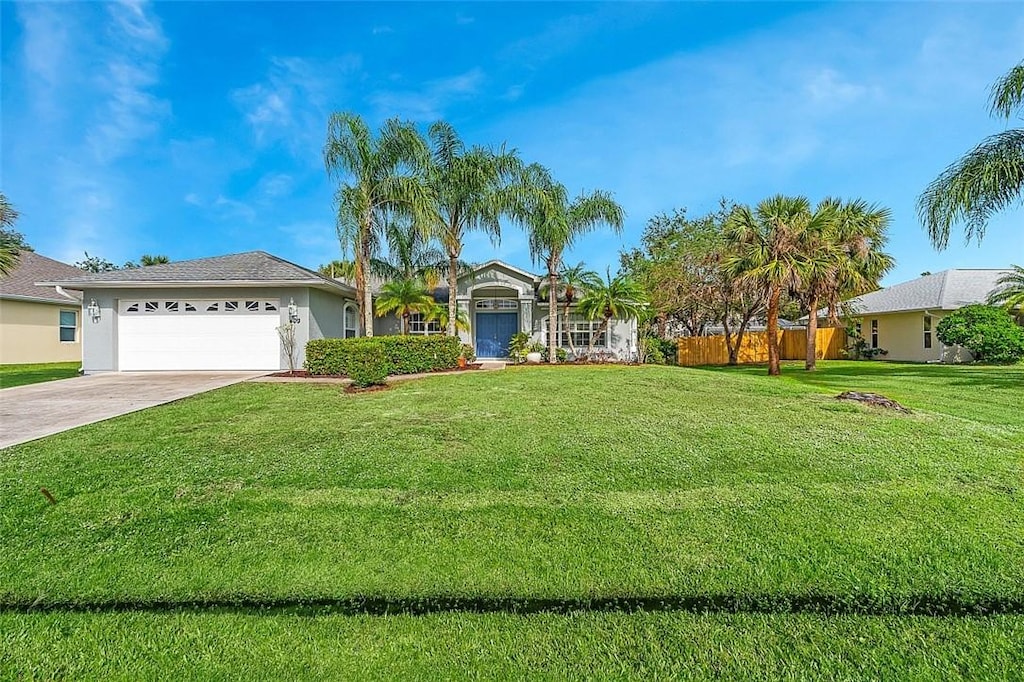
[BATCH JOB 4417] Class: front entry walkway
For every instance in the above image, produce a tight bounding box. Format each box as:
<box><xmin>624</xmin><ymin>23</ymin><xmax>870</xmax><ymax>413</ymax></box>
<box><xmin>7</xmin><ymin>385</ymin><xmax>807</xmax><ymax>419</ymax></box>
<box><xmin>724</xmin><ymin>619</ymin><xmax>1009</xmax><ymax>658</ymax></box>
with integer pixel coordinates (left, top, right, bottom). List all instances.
<box><xmin>0</xmin><ymin>372</ymin><xmax>266</xmax><ymax>449</ymax></box>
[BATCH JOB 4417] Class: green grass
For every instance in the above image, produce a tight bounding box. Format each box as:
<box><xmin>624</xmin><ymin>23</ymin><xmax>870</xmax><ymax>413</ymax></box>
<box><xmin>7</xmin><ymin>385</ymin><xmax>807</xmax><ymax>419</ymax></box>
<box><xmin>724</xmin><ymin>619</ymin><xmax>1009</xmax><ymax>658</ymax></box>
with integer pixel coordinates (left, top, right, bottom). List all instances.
<box><xmin>0</xmin><ymin>361</ymin><xmax>80</xmax><ymax>389</ymax></box>
<box><xmin>1</xmin><ymin>361</ymin><xmax>1022</xmax><ymax>677</ymax></box>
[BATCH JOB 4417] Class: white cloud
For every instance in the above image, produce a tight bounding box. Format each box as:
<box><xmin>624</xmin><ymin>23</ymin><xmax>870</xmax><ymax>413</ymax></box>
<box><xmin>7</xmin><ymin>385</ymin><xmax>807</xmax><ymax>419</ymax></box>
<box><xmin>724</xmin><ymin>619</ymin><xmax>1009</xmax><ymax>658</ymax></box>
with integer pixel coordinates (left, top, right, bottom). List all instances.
<box><xmin>184</xmin><ymin>193</ymin><xmax>202</xmax><ymax>206</ymax></box>
<box><xmin>370</xmin><ymin>68</ymin><xmax>484</xmax><ymax>120</ymax></box>
<box><xmin>86</xmin><ymin>1</ymin><xmax>170</xmax><ymax>161</ymax></box>
<box><xmin>371</xmin><ymin>25</ymin><xmax>394</xmax><ymax>35</ymax></box>
<box><xmin>231</xmin><ymin>55</ymin><xmax>361</xmax><ymax>151</ymax></box>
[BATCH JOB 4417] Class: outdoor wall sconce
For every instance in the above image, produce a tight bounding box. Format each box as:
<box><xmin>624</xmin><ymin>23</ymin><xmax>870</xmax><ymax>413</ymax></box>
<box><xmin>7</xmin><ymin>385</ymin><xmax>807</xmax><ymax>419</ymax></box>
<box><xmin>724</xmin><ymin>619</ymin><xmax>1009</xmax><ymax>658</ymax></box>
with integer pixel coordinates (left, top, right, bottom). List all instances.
<box><xmin>288</xmin><ymin>298</ymin><xmax>300</xmax><ymax>324</ymax></box>
<box><xmin>87</xmin><ymin>299</ymin><xmax>101</xmax><ymax>322</ymax></box>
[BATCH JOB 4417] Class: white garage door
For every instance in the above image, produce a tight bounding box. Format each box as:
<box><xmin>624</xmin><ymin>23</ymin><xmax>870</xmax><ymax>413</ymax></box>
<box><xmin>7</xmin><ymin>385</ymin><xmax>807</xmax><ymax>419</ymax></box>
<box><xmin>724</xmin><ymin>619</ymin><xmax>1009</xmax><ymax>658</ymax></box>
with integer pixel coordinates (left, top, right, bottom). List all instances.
<box><xmin>118</xmin><ymin>299</ymin><xmax>281</xmax><ymax>371</ymax></box>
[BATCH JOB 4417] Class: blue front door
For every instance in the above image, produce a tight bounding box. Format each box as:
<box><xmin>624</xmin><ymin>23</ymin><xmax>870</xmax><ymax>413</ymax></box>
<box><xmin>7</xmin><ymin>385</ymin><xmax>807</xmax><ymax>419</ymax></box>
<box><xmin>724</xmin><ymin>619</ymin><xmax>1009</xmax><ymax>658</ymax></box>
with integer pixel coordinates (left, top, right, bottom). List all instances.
<box><xmin>475</xmin><ymin>313</ymin><xmax>518</xmax><ymax>358</ymax></box>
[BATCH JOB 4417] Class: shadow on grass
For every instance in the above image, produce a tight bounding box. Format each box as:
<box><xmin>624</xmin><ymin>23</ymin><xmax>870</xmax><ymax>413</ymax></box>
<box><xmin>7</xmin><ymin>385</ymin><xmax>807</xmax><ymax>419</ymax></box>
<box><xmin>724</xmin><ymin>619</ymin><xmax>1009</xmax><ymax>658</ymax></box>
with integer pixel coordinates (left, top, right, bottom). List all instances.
<box><xmin>692</xmin><ymin>361</ymin><xmax>1024</xmax><ymax>392</ymax></box>
<box><xmin>5</xmin><ymin>594</ymin><xmax>1023</xmax><ymax>617</ymax></box>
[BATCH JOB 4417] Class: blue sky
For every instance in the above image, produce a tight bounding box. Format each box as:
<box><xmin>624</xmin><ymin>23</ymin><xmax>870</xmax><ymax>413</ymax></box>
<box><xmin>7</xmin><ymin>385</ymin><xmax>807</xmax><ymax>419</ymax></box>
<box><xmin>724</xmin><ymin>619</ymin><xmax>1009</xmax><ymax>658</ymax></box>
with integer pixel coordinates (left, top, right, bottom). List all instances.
<box><xmin>2</xmin><ymin>1</ymin><xmax>1021</xmax><ymax>284</ymax></box>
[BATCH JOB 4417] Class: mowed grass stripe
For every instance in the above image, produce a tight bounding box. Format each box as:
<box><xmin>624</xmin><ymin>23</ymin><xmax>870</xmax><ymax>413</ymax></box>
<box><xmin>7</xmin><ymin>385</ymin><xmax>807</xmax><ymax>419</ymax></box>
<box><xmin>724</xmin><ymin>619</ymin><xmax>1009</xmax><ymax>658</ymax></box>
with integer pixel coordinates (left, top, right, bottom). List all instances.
<box><xmin>2</xmin><ymin>612</ymin><xmax>1023</xmax><ymax>680</ymax></box>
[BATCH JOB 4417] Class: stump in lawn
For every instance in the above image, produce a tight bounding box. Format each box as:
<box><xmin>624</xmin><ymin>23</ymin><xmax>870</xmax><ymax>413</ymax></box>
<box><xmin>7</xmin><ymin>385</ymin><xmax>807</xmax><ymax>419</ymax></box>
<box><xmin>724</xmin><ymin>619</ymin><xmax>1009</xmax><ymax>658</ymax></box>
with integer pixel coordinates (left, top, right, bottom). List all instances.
<box><xmin>836</xmin><ymin>391</ymin><xmax>911</xmax><ymax>413</ymax></box>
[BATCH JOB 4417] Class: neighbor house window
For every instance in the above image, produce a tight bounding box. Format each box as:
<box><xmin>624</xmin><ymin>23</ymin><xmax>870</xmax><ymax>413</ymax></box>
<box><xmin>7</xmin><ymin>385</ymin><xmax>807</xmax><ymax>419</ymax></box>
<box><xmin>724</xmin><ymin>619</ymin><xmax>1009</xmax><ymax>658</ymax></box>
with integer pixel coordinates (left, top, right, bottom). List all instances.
<box><xmin>548</xmin><ymin>314</ymin><xmax>606</xmax><ymax>348</ymax></box>
<box><xmin>59</xmin><ymin>310</ymin><xmax>77</xmax><ymax>342</ymax></box>
<box><xmin>343</xmin><ymin>304</ymin><xmax>358</xmax><ymax>338</ymax></box>
<box><xmin>870</xmin><ymin>319</ymin><xmax>878</xmax><ymax>348</ymax></box>
<box><xmin>408</xmin><ymin>312</ymin><xmax>441</xmax><ymax>335</ymax></box>
<box><xmin>924</xmin><ymin>315</ymin><xmax>932</xmax><ymax>349</ymax></box>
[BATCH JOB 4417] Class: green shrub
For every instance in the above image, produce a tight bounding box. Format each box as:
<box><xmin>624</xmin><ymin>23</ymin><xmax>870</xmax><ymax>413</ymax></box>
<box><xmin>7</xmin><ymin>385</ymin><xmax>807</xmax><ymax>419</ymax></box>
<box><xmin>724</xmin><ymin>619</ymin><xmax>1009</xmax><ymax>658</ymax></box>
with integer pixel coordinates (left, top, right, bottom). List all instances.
<box><xmin>459</xmin><ymin>343</ymin><xmax>476</xmax><ymax>363</ymax></box>
<box><xmin>936</xmin><ymin>305</ymin><xmax>1024</xmax><ymax>364</ymax></box>
<box><xmin>343</xmin><ymin>344</ymin><xmax>391</xmax><ymax>387</ymax></box>
<box><xmin>645</xmin><ymin>343</ymin><xmax>666</xmax><ymax>365</ymax></box>
<box><xmin>555</xmin><ymin>347</ymin><xmax>568</xmax><ymax>363</ymax></box>
<box><xmin>305</xmin><ymin>335</ymin><xmax>461</xmax><ymax>380</ymax></box>
<box><xmin>656</xmin><ymin>338</ymin><xmax>678</xmax><ymax>365</ymax></box>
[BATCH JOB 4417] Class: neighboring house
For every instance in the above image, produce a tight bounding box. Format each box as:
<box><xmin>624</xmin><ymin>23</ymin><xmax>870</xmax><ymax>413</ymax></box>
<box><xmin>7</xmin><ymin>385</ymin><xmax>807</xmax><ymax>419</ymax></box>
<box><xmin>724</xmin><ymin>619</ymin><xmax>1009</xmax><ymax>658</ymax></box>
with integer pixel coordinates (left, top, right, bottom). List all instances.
<box><xmin>372</xmin><ymin>260</ymin><xmax>638</xmax><ymax>360</ymax></box>
<box><xmin>842</xmin><ymin>269</ymin><xmax>1011</xmax><ymax>363</ymax></box>
<box><xmin>41</xmin><ymin>251</ymin><xmax>358</xmax><ymax>372</ymax></box>
<box><xmin>0</xmin><ymin>252</ymin><xmax>84</xmax><ymax>365</ymax></box>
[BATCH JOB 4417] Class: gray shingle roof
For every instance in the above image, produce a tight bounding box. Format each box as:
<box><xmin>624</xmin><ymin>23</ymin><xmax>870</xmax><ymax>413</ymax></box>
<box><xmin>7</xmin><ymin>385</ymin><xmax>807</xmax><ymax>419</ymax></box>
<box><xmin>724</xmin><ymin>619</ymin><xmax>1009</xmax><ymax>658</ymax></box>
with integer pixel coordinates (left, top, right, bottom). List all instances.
<box><xmin>846</xmin><ymin>269</ymin><xmax>1011</xmax><ymax>315</ymax></box>
<box><xmin>0</xmin><ymin>251</ymin><xmax>84</xmax><ymax>304</ymax></box>
<box><xmin>39</xmin><ymin>251</ymin><xmax>354</xmax><ymax>294</ymax></box>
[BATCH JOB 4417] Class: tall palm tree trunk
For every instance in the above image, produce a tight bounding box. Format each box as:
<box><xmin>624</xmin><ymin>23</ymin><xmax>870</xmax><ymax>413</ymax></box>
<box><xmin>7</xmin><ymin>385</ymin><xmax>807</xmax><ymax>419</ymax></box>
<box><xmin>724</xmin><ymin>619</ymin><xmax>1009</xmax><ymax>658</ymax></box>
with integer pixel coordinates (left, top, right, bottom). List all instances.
<box><xmin>548</xmin><ymin>270</ymin><xmax>559</xmax><ymax>363</ymax></box>
<box><xmin>767</xmin><ymin>285</ymin><xmax>781</xmax><ymax>376</ymax></box>
<box><xmin>447</xmin><ymin>251</ymin><xmax>459</xmax><ymax>338</ymax></box>
<box><xmin>805</xmin><ymin>294</ymin><xmax>819</xmax><ymax>371</ymax></box>
<box><xmin>360</xmin><ymin>240</ymin><xmax>374</xmax><ymax>337</ymax></box>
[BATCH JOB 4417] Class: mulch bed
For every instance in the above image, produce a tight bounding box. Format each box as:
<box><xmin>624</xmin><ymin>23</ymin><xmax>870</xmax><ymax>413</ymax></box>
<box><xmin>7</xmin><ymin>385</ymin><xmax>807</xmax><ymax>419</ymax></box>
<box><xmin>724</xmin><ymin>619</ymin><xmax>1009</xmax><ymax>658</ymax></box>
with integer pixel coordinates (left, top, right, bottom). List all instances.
<box><xmin>836</xmin><ymin>391</ymin><xmax>911</xmax><ymax>413</ymax></box>
<box><xmin>269</xmin><ymin>364</ymin><xmax>483</xmax><ymax>380</ymax></box>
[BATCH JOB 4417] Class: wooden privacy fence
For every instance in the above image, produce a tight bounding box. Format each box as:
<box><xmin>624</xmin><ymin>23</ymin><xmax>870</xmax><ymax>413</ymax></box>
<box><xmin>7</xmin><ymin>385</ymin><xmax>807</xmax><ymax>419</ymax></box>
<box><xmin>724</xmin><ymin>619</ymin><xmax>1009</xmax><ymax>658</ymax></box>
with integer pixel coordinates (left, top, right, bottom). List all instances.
<box><xmin>676</xmin><ymin>328</ymin><xmax>847</xmax><ymax>366</ymax></box>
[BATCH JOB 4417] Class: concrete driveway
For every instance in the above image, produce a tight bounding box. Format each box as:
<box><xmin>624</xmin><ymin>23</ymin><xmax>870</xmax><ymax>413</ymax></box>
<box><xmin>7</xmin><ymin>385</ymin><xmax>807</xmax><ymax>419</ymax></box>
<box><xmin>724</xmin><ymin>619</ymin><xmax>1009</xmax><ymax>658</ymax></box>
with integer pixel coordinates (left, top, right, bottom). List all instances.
<box><xmin>0</xmin><ymin>372</ymin><xmax>266</xmax><ymax>449</ymax></box>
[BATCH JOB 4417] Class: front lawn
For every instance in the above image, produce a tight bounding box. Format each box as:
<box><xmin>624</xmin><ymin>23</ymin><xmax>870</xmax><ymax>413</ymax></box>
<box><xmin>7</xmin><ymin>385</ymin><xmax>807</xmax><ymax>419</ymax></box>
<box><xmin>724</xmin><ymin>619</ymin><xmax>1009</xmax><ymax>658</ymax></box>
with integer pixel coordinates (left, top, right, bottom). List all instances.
<box><xmin>0</xmin><ymin>361</ymin><xmax>80</xmax><ymax>389</ymax></box>
<box><xmin>2</xmin><ymin>362</ymin><xmax>1022</xmax><ymax>677</ymax></box>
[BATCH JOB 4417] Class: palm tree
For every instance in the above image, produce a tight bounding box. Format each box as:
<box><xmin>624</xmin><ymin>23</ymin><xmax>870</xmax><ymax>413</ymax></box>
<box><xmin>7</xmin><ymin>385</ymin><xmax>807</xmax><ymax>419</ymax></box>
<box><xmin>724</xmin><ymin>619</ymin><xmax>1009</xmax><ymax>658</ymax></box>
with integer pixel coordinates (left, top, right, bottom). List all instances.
<box><xmin>918</xmin><ymin>61</ymin><xmax>1024</xmax><ymax>249</ymax></box>
<box><xmin>425</xmin><ymin>121</ymin><xmax>525</xmax><ymax>337</ymax></box>
<box><xmin>374</xmin><ymin>278</ymin><xmax>436</xmax><ymax>335</ymax></box>
<box><xmin>379</xmin><ymin>217</ymin><xmax>449</xmax><ymax>289</ymax></box>
<box><xmin>318</xmin><ymin>259</ymin><xmax>358</xmax><ymax>280</ymax></box>
<box><xmin>522</xmin><ymin>165</ymin><xmax>625</xmax><ymax>362</ymax></box>
<box><xmin>988</xmin><ymin>264</ymin><xmax>1024</xmax><ymax>322</ymax></box>
<box><xmin>576</xmin><ymin>269</ymin><xmax>647</xmax><ymax>356</ymax></box>
<box><xmin>803</xmin><ymin>198</ymin><xmax>894</xmax><ymax>370</ymax></box>
<box><xmin>139</xmin><ymin>254</ymin><xmax>170</xmax><ymax>266</ymax></box>
<box><xmin>324</xmin><ymin>113</ymin><xmax>434</xmax><ymax>336</ymax></box>
<box><xmin>426</xmin><ymin>301</ymin><xmax>470</xmax><ymax>333</ymax></box>
<box><xmin>539</xmin><ymin>261</ymin><xmax>600</xmax><ymax>356</ymax></box>
<box><xmin>724</xmin><ymin>195</ymin><xmax>824</xmax><ymax>376</ymax></box>
<box><xmin>0</xmin><ymin>191</ymin><xmax>22</xmax><ymax>276</ymax></box>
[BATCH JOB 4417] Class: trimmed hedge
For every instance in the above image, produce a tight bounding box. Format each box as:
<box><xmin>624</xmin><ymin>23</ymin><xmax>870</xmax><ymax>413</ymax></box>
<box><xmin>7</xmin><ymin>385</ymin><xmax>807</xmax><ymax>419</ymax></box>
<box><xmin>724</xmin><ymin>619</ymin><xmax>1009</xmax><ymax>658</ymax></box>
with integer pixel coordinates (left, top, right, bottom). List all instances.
<box><xmin>306</xmin><ymin>335</ymin><xmax>462</xmax><ymax>386</ymax></box>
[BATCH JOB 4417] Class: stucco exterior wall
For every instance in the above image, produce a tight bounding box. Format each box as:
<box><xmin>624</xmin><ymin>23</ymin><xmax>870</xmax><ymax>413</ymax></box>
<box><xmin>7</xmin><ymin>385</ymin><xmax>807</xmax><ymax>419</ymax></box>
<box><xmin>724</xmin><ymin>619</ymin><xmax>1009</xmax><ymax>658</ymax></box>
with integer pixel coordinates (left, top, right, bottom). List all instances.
<box><xmin>853</xmin><ymin>311</ymin><xmax>969</xmax><ymax>363</ymax></box>
<box><xmin>0</xmin><ymin>298</ymin><xmax>83</xmax><ymax>365</ymax></box>
<box><xmin>77</xmin><ymin>286</ymin><xmax>347</xmax><ymax>372</ymax></box>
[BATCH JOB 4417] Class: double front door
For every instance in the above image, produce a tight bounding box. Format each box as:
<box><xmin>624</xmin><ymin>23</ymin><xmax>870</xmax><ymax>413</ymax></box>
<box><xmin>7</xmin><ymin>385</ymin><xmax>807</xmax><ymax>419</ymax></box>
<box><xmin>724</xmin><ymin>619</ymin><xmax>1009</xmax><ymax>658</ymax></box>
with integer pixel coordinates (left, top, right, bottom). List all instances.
<box><xmin>475</xmin><ymin>313</ymin><xmax>518</xmax><ymax>358</ymax></box>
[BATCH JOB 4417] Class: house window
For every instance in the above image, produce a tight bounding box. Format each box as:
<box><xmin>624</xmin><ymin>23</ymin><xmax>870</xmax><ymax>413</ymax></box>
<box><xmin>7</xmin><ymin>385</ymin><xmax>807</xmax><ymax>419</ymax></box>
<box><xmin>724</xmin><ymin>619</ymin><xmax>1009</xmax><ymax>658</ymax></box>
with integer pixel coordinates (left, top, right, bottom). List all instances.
<box><xmin>870</xmin><ymin>319</ymin><xmax>879</xmax><ymax>349</ymax></box>
<box><xmin>408</xmin><ymin>312</ymin><xmax>442</xmax><ymax>335</ymax></box>
<box><xmin>924</xmin><ymin>315</ymin><xmax>932</xmax><ymax>349</ymax></box>
<box><xmin>475</xmin><ymin>299</ymin><xmax>518</xmax><ymax>310</ymax></box>
<box><xmin>343</xmin><ymin>304</ymin><xmax>359</xmax><ymax>338</ymax></box>
<box><xmin>547</xmin><ymin>314</ymin><xmax>606</xmax><ymax>348</ymax></box>
<box><xmin>59</xmin><ymin>310</ymin><xmax>77</xmax><ymax>342</ymax></box>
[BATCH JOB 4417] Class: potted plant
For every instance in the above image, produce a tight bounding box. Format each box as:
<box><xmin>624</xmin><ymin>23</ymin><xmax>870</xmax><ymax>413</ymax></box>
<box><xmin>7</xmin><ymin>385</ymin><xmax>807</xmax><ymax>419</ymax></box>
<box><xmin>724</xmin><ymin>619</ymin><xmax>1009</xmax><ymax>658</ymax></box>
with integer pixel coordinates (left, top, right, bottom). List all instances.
<box><xmin>526</xmin><ymin>341</ymin><xmax>545</xmax><ymax>364</ymax></box>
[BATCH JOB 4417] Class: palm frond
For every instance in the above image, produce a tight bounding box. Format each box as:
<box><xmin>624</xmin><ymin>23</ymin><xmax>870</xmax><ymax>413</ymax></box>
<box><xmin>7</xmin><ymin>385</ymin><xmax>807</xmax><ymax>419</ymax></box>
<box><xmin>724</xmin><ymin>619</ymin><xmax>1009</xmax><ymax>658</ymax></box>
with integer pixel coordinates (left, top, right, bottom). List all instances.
<box><xmin>917</xmin><ymin>129</ymin><xmax>1024</xmax><ymax>249</ymax></box>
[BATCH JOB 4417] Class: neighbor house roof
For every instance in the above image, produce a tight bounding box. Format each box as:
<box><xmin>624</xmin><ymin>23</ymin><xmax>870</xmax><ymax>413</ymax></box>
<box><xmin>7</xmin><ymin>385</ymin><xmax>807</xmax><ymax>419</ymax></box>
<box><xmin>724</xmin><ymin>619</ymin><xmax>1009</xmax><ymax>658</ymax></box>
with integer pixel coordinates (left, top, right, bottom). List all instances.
<box><xmin>40</xmin><ymin>251</ymin><xmax>355</xmax><ymax>296</ymax></box>
<box><xmin>1</xmin><ymin>251</ymin><xmax>84</xmax><ymax>305</ymax></box>
<box><xmin>844</xmin><ymin>269</ymin><xmax>1011</xmax><ymax>315</ymax></box>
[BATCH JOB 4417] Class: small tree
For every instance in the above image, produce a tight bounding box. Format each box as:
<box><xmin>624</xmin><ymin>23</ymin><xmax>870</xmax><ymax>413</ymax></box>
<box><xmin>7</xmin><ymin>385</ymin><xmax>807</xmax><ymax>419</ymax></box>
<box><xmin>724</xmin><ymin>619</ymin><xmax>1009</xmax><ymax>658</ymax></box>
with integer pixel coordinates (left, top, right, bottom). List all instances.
<box><xmin>374</xmin><ymin>278</ymin><xmax>436</xmax><ymax>335</ymax></box>
<box><xmin>277</xmin><ymin>323</ymin><xmax>299</xmax><ymax>373</ymax></box>
<box><xmin>936</xmin><ymin>304</ymin><xmax>1024</xmax><ymax>364</ymax></box>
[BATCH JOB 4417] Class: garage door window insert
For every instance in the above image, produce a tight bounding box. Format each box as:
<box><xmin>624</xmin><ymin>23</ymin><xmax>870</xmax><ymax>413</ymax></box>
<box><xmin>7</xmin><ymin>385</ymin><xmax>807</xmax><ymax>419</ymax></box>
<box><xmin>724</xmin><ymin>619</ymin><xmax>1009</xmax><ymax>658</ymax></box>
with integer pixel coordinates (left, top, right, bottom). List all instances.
<box><xmin>59</xmin><ymin>310</ymin><xmax>77</xmax><ymax>342</ymax></box>
<box><xmin>123</xmin><ymin>301</ymin><xmax>280</xmax><ymax>314</ymax></box>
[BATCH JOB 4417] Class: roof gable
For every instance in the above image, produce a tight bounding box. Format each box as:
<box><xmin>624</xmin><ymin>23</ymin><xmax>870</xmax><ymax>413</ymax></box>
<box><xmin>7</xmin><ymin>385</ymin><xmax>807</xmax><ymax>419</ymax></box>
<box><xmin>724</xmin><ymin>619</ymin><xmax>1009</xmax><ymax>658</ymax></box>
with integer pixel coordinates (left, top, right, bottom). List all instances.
<box><xmin>0</xmin><ymin>252</ymin><xmax>84</xmax><ymax>304</ymax></box>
